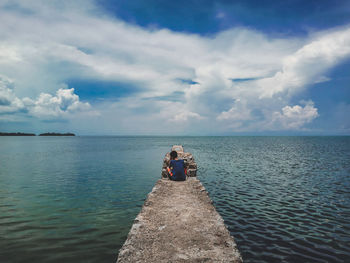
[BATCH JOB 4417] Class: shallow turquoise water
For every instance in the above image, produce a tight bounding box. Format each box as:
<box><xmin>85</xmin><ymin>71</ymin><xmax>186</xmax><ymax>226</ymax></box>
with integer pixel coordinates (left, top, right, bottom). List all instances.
<box><xmin>0</xmin><ymin>136</ymin><xmax>349</xmax><ymax>262</ymax></box>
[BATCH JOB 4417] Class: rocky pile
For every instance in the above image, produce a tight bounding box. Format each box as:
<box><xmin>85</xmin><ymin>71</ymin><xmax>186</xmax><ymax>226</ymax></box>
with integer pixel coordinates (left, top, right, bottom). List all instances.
<box><xmin>161</xmin><ymin>145</ymin><xmax>197</xmax><ymax>178</ymax></box>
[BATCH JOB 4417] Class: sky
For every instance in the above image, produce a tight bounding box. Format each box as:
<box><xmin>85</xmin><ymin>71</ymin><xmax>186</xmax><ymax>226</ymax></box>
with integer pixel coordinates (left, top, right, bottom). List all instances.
<box><xmin>0</xmin><ymin>0</ymin><xmax>349</xmax><ymax>135</ymax></box>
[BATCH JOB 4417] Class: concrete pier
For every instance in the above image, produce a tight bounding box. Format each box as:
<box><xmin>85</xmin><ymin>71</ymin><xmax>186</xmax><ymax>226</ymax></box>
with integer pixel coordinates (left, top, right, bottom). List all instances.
<box><xmin>117</xmin><ymin>178</ymin><xmax>242</xmax><ymax>262</ymax></box>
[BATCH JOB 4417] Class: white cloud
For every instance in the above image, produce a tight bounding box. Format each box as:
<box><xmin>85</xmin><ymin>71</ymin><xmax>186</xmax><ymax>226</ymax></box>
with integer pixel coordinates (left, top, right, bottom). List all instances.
<box><xmin>256</xmin><ymin>27</ymin><xmax>350</xmax><ymax>98</ymax></box>
<box><xmin>0</xmin><ymin>75</ymin><xmax>25</xmax><ymax>114</ymax></box>
<box><xmin>171</xmin><ymin>111</ymin><xmax>204</xmax><ymax>123</ymax></box>
<box><xmin>0</xmin><ymin>76</ymin><xmax>90</xmax><ymax>119</ymax></box>
<box><xmin>0</xmin><ymin>1</ymin><xmax>349</xmax><ymax>133</ymax></box>
<box><xmin>217</xmin><ymin>99</ymin><xmax>252</xmax><ymax>121</ymax></box>
<box><xmin>268</xmin><ymin>101</ymin><xmax>319</xmax><ymax>130</ymax></box>
<box><xmin>24</xmin><ymin>87</ymin><xmax>91</xmax><ymax>119</ymax></box>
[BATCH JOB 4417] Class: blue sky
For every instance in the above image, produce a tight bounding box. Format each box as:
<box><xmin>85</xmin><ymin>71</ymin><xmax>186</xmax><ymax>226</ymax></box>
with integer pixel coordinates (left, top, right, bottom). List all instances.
<box><xmin>98</xmin><ymin>0</ymin><xmax>350</xmax><ymax>35</ymax></box>
<box><xmin>0</xmin><ymin>0</ymin><xmax>349</xmax><ymax>135</ymax></box>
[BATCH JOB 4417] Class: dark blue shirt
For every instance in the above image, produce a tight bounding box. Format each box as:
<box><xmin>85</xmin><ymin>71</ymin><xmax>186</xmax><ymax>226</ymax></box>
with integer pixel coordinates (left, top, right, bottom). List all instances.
<box><xmin>169</xmin><ymin>159</ymin><xmax>186</xmax><ymax>181</ymax></box>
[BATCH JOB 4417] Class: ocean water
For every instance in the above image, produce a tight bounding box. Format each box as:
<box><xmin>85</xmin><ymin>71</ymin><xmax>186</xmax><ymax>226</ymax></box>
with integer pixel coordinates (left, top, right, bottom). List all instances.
<box><xmin>0</xmin><ymin>136</ymin><xmax>349</xmax><ymax>262</ymax></box>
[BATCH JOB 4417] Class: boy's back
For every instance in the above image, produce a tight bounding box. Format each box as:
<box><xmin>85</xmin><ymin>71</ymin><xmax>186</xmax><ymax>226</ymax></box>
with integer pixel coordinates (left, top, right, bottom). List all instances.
<box><xmin>169</xmin><ymin>159</ymin><xmax>186</xmax><ymax>181</ymax></box>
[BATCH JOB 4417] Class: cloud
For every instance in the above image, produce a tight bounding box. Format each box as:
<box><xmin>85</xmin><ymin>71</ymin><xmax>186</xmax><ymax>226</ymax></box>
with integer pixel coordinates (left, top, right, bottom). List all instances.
<box><xmin>217</xmin><ymin>99</ymin><xmax>252</xmax><ymax>121</ymax></box>
<box><xmin>24</xmin><ymin>87</ymin><xmax>91</xmax><ymax>119</ymax></box>
<box><xmin>0</xmin><ymin>1</ymin><xmax>349</xmax><ymax>133</ymax></box>
<box><xmin>0</xmin><ymin>75</ymin><xmax>25</xmax><ymax>114</ymax></box>
<box><xmin>170</xmin><ymin>111</ymin><xmax>204</xmax><ymax>123</ymax></box>
<box><xmin>268</xmin><ymin>101</ymin><xmax>319</xmax><ymax>130</ymax></box>
<box><xmin>0</xmin><ymin>76</ymin><xmax>90</xmax><ymax>119</ymax></box>
<box><xmin>256</xmin><ymin>27</ymin><xmax>350</xmax><ymax>98</ymax></box>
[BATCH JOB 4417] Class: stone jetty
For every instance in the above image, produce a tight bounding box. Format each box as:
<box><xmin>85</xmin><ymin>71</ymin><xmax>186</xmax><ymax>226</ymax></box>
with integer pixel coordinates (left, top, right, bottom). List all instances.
<box><xmin>117</xmin><ymin>146</ymin><xmax>242</xmax><ymax>263</ymax></box>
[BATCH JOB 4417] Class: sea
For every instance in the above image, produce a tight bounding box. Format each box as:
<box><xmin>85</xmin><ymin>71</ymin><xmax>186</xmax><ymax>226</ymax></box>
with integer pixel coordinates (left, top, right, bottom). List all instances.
<box><xmin>0</xmin><ymin>136</ymin><xmax>349</xmax><ymax>263</ymax></box>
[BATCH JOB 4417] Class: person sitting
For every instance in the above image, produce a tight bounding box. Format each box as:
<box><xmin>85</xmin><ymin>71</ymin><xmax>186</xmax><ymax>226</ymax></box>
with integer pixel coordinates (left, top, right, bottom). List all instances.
<box><xmin>167</xmin><ymin>150</ymin><xmax>186</xmax><ymax>181</ymax></box>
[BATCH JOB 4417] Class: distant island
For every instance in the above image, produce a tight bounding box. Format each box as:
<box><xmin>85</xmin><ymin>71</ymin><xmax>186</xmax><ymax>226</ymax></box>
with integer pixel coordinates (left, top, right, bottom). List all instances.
<box><xmin>0</xmin><ymin>132</ymin><xmax>36</xmax><ymax>136</ymax></box>
<box><xmin>39</xmin><ymin>133</ymin><xmax>75</xmax><ymax>136</ymax></box>
<box><xmin>0</xmin><ymin>132</ymin><xmax>75</xmax><ymax>136</ymax></box>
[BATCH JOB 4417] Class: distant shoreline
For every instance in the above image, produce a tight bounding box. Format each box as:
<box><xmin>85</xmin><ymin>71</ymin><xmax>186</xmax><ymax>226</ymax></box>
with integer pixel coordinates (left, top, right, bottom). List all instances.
<box><xmin>0</xmin><ymin>132</ymin><xmax>75</xmax><ymax>136</ymax></box>
<box><xmin>0</xmin><ymin>132</ymin><xmax>36</xmax><ymax>136</ymax></box>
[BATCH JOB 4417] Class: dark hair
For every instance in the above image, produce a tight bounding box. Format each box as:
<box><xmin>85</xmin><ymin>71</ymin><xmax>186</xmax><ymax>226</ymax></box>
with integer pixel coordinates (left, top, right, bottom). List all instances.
<box><xmin>170</xmin><ymin>151</ymin><xmax>178</xmax><ymax>160</ymax></box>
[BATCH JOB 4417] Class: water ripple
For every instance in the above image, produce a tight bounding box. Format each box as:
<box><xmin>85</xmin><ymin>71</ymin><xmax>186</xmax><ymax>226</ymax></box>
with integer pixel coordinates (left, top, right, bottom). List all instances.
<box><xmin>1</xmin><ymin>136</ymin><xmax>349</xmax><ymax>263</ymax></box>
<box><xmin>188</xmin><ymin>136</ymin><xmax>350</xmax><ymax>263</ymax></box>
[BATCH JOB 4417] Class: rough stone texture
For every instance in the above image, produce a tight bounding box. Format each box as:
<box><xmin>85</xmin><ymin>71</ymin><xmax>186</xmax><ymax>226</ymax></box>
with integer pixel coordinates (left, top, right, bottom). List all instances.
<box><xmin>161</xmin><ymin>146</ymin><xmax>197</xmax><ymax>178</ymax></box>
<box><xmin>117</xmin><ymin>178</ymin><xmax>243</xmax><ymax>263</ymax></box>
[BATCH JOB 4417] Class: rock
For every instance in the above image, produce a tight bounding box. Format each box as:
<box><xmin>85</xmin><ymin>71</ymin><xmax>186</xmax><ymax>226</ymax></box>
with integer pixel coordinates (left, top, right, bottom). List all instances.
<box><xmin>161</xmin><ymin>145</ymin><xmax>197</xmax><ymax>178</ymax></box>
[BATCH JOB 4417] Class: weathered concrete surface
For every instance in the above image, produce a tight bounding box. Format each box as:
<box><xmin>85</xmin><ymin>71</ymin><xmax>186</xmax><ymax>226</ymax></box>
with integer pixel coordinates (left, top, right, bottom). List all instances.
<box><xmin>117</xmin><ymin>178</ymin><xmax>242</xmax><ymax>262</ymax></box>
